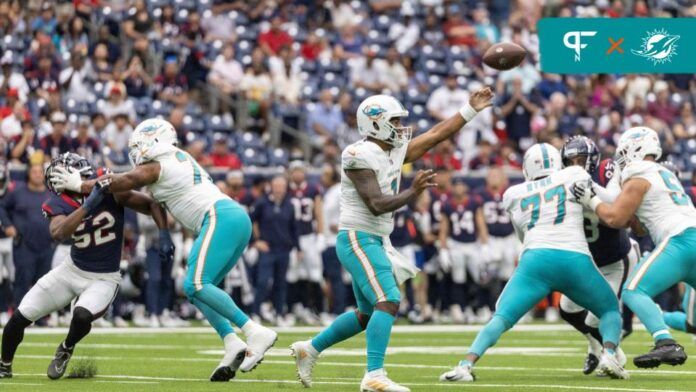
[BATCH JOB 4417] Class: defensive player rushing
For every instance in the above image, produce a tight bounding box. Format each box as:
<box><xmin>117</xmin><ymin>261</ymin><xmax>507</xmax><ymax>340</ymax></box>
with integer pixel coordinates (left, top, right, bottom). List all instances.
<box><xmin>559</xmin><ymin>136</ymin><xmax>640</xmax><ymax>375</ymax></box>
<box><xmin>48</xmin><ymin>120</ymin><xmax>278</xmax><ymax>381</ymax></box>
<box><xmin>573</xmin><ymin>126</ymin><xmax>696</xmax><ymax>368</ymax></box>
<box><xmin>0</xmin><ymin>153</ymin><xmax>170</xmax><ymax>379</ymax></box>
<box><xmin>440</xmin><ymin>143</ymin><xmax>628</xmax><ymax>383</ymax></box>
<box><xmin>290</xmin><ymin>87</ymin><xmax>494</xmax><ymax>392</ymax></box>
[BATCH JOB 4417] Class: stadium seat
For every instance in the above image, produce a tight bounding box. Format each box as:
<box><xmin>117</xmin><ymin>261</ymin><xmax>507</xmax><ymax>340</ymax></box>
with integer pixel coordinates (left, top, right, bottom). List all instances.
<box><xmin>150</xmin><ymin>100</ymin><xmax>174</xmax><ymax>117</ymax></box>
<box><xmin>240</xmin><ymin>147</ymin><xmax>269</xmax><ymax>166</ymax></box>
<box><xmin>182</xmin><ymin>114</ymin><xmax>206</xmax><ymax>133</ymax></box>
<box><xmin>268</xmin><ymin>147</ymin><xmax>289</xmax><ymax>167</ymax></box>
<box><xmin>205</xmin><ymin>114</ymin><xmax>234</xmax><ymax>133</ymax></box>
<box><xmin>239</xmin><ymin>132</ymin><xmax>264</xmax><ymax>149</ymax></box>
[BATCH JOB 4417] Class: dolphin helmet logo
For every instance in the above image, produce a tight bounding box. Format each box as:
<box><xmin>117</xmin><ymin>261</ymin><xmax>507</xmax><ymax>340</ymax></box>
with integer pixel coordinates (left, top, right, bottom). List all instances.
<box><xmin>632</xmin><ymin>29</ymin><xmax>680</xmax><ymax>65</ymax></box>
<box><xmin>362</xmin><ymin>104</ymin><xmax>386</xmax><ymax>120</ymax></box>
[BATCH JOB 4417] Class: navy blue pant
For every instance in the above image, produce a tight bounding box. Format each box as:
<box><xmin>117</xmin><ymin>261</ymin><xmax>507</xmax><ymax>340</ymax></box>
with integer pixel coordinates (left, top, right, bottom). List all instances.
<box><xmin>13</xmin><ymin>245</ymin><xmax>53</xmax><ymax>304</ymax></box>
<box><xmin>145</xmin><ymin>247</ymin><xmax>174</xmax><ymax>316</ymax></box>
<box><xmin>322</xmin><ymin>246</ymin><xmax>346</xmax><ymax>315</ymax></box>
<box><xmin>253</xmin><ymin>250</ymin><xmax>290</xmax><ymax>316</ymax></box>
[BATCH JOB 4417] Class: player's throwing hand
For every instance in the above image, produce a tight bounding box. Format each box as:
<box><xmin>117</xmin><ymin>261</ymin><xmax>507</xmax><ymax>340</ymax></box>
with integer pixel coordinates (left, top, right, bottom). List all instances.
<box><xmin>469</xmin><ymin>87</ymin><xmax>495</xmax><ymax>112</ymax></box>
<box><xmin>411</xmin><ymin>169</ymin><xmax>437</xmax><ymax>195</ymax></box>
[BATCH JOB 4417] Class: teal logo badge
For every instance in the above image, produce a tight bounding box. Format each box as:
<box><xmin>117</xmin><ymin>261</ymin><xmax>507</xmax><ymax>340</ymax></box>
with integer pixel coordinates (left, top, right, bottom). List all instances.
<box><xmin>632</xmin><ymin>29</ymin><xmax>680</xmax><ymax>65</ymax></box>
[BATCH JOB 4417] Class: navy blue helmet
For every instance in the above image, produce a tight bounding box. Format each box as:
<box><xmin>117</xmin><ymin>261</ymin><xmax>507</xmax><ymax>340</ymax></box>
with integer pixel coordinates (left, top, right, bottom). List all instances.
<box><xmin>45</xmin><ymin>152</ymin><xmax>94</xmax><ymax>194</ymax></box>
<box><xmin>561</xmin><ymin>136</ymin><xmax>600</xmax><ymax>174</ymax></box>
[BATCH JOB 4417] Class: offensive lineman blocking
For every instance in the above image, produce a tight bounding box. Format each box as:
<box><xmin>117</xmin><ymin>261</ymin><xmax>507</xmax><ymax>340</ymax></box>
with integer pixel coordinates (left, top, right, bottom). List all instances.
<box><xmin>291</xmin><ymin>88</ymin><xmax>494</xmax><ymax>392</ymax></box>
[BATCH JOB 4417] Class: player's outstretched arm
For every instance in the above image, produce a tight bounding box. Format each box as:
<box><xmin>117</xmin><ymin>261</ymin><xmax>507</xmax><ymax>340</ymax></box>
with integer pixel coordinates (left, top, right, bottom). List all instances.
<box><xmin>404</xmin><ymin>87</ymin><xmax>493</xmax><ymax>163</ymax></box>
<box><xmin>113</xmin><ymin>190</ymin><xmax>168</xmax><ymax>229</ymax></box>
<box><xmin>346</xmin><ymin>168</ymin><xmax>436</xmax><ymax>216</ymax></box>
<box><xmin>578</xmin><ymin>178</ymin><xmax>650</xmax><ymax>229</ymax></box>
<box><xmin>51</xmin><ymin>162</ymin><xmax>162</xmax><ymax>194</ymax></box>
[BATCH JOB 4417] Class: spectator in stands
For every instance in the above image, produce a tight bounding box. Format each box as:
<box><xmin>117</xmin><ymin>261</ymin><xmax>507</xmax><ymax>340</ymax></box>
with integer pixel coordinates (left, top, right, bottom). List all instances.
<box><xmin>498</xmin><ymin>78</ymin><xmax>541</xmax><ymax>146</ymax></box>
<box><xmin>306</xmin><ymin>89</ymin><xmax>343</xmax><ymax>142</ymax></box>
<box><xmin>251</xmin><ymin>175</ymin><xmax>299</xmax><ymax>325</ymax></box>
<box><xmin>427</xmin><ymin>74</ymin><xmax>468</xmax><ymax>122</ymax></box>
<box><xmin>89</xmin><ymin>112</ymin><xmax>107</xmax><ymax>141</ymax></box>
<box><xmin>102</xmin><ymin>82</ymin><xmax>136</xmax><ymax>122</ymax></box>
<box><xmin>205</xmin><ymin>133</ymin><xmax>242</xmax><ymax>169</ymax></box>
<box><xmin>31</xmin><ymin>2</ymin><xmax>57</xmax><ymax>36</ymax></box>
<box><xmin>300</xmin><ymin>31</ymin><xmax>326</xmax><ymax>61</ymax></box>
<box><xmin>124</xmin><ymin>0</ymin><xmax>154</xmax><ymax>42</ymax></box>
<box><xmin>58</xmin><ymin>17</ymin><xmax>89</xmax><ymax>55</ymax></box>
<box><xmin>545</xmin><ymin>92</ymin><xmax>578</xmax><ymax>136</ymax></box>
<box><xmin>0</xmin><ymin>88</ymin><xmax>18</xmax><ymax>119</ymax></box>
<box><xmin>240</xmin><ymin>49</ymin><xmax>272</xmax><ymax>127</ymax></box>
<box><xmin>326</xmin><ymin>0</ymin><xmax>360</xmax><ymax>30</ymax></box>
<box><xmin>270</xmin><ymin>45</ymin><xmax>303</xmax><ymax>106</ymax></box>
<box><xmin>201</xmin><ymin>1</ymin><xmax>236</xmax><ymax>43</ymax></box>
<box><xmin>423</xmin><ymin>139</ymin><xmax>463</xmax><ymax>171</ymax></box>
<box><xmin>3</xmin><ymin>162</ymin><xmax>53</xmax><ymax>304</ymax></box>
<box><xmin>58</xmin><ymin>48</ymin><xmax>95</xmax><ymax>101</ymax></box>
<box><xmin>319</xmin><ymin>162</ymin><xmax>343</xmax><ymax>320</ymax></box>
<box><xmin>444</xmin><ymin>7</ymin><xmax>477</xmax><ymax>48</ymax></box>
<box><xmin>335</xmin><ymin>25</ymin><xmax>364</xmax><ymax>60</ymax></box>
<box><xmin>388</xmin><ymin>8</ymin><xmax>420</xmax><ymax>54</ymax></box>
<box><xmin>167</xmin><ymin>108</ymin><xmax>189</xmax><ymax>146</ymax></box>
<box><xmin>381</xmin><ymin>48</ymin><xmax>408</xmax><ymax>93</ymax></box>
<box><xmin>312</xmin><ymin>140</ymin><xmax>340</xmax><ymax>167</ymax></box>
<box><xmin>537</xmin><ymin>73</ymin><xmax>568</xmax><ymax>101</ymax></box>
<box><xmin>91</xmin><ymin>43</ymin><xmax>114</xmax><ymax>83</ymax></box>
<box><xmin>473</xmin><ymin>6</ymin><xmax>500</xmax><ymax>44</ymax></box>
<box><xmin>26</xmin><ymin>55</ymin><xmax>59</xmax><ymax>101</ymax></box>
<box><xmin>40</xmin><ymin>111</ymin><xmax>71</xmax><ymax>160</ymax></box>
<box><xmin>258</xmin><ymin>16</ymin><xmax>292</xmax><ymax>57</ymax></box>
<box><xmin>154</xmin><ymin>59</ymin><xmax>189</xmax><ymax>108</ymax></box>
<box><xmin>70</xmin><ymin>116</ymin><xmax>101</xmax><ymax>164</ymax></box>
<box><xmin>226</xmin><ymin>170</ymin><xmax>254</xmax><ymax>208</ymax></box>
<box><xmin>121</xmin><ymin>55</ymin><xmax>152</xmax><ymax>98</ymax></box>
<box><xmin>468</xmin><ymin>140</ymin><xmax>498</xmax><ymax>170</ymax></box>
<box><xmin>648</xmin><ymin>81</ymin><xmax>679</xmax><ymax>124</ymax></box>
<box><xmin>157</xmin><ymin>4</ymin><xmax>180</xmax><ymax>40</ymax></box>
<box><xmin>91</xmin><ymin>25</ymin><xmax>121</xmax><ymax>65</ymax></box>
<box><xmin>0</xmin><ymin>55</ymin><xmax>29</xmax><ymax>103</ymax></box>
<box><xmin>130</xmin><ymin>36</ymin><xmax>160</xmax><ymax>78</ymax></box>
<box><xmin>208</xmin><ymin>43</ymin><xmax>243</xmax><ymax>113</ymax></box>
<box><xmin>1</xmin><ymin>100</ymin><xmax>26</xmax><ymax>140</ymax></box>
<box><xmin>186</xmin><ymin>139</ymin><xmax>208</xmax><ymax>164</ymax></box>
<box><xmin>9</xmin><ymin>120</ymin><xmax>41</xmax><ymax>164</ymax></box>
<box><xmin>350</xmin><ymin>49</ymin><xmax>384</xmax><ymax>91</ymax></box>
<box><xmin>103</xmin><ymin>113</ymin><xmax>133</xmax><ymax>164</ymax></box>
<box><xmin>498</xmin><ymin>142</ymin><xmax>522</xmax><ymax>169</ymax></box>
<box><xmin>496</xmin><ymin>57</ymin><xmax>541</xmax><ymax>95</ymax></box>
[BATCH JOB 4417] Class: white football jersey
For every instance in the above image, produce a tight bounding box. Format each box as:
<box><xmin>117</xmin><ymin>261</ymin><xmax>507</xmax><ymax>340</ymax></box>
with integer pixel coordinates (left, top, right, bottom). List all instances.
<box><xmin>621</xmin><ymin>160</ymin><xmax>696</xmax><ymax>244</ymax></box>
<box><xmin>338</xmin><ymin>139</ymin><xmax>408</xmax><ymax>237</ymax></box>
<box><xmin>146</xmin><ymin>148</ymin><xmax>228</xmax><ymax>233</ymax></box>
<box><xmin>503</xmin><ymin>166</ymin><xmax>591</xmax><ymax>256</ymax></box>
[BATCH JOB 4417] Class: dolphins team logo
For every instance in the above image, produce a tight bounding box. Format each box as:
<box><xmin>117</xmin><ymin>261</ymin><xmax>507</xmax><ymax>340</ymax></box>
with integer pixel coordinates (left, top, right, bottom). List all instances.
<box><xmin>362</xmin><ymin>104</ymin><xmax>386</xmax><ymax>120</ymax></box>
<box><xmin>632</xmin><ymin>29</ymin><xmax>680</xmax><ymax>65</ymax></box>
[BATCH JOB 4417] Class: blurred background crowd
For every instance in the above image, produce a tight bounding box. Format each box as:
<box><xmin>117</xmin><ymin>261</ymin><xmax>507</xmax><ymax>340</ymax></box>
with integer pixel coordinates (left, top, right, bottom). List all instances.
<box><xmin>0</xmin><ymin>0</ymin><xmax>694</xmax><ymax>328</ymax></box>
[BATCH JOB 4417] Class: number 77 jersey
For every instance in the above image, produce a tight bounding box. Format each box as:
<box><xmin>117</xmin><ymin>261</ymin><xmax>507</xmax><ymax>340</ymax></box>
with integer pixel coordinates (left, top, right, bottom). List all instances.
<box><xmin>503</xmin><ymin>166</ymin><xmax>591</xmax><ymax>256</ymax></box>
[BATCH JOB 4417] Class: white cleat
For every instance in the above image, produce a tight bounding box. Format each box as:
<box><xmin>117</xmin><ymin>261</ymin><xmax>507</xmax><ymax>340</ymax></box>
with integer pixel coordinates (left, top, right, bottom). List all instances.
<box><xmin>439</xmin><ymin>362</ymin><xmax>475</xmax><ymax>382</ymax></box>
<box><xmin>210</xmin><ymin>334</ymin><xmax>247</xmax><ymax>382</ymax></box>
<box><xmin>360</xmin><ymin>369</ymin><xmax>410</xmax><ymax>392</ymax></box>
<box><xmin>239</xmin><ymin>325</ymin><xmax>278</xmax><ymax>372</ymax></box>
<box><xmin>597</xmin><ymin>350</ymin><xmax>629</xmax><ymax>379</ymax></box>
<box><xmin>290</xmin><ymin>340</ymin><xmax>319</xmax><ymax>388</ymax></box>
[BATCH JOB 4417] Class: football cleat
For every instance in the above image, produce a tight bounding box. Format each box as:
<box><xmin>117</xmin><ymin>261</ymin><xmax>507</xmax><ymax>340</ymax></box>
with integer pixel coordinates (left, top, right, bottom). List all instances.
<box><xmin>290</xmin><ymin>340</ymin><xmax>319</xmax><ymax>388</ymax></box>
<box><xmin>597</xmin><ymin>350</ymin><xmax>629</xmax><ymax>379</ymax></box>
<box><xmin>210</xmin><ymin>334</ymin><xmax>247</xmax><ymax>382</ymax></box>
<box><xmin>583</xmin><ymin>353</ymin><xmax>599</xmax><ymax>375</ymax></box>
<box><xmin>47</xmin><ymin>342</ymin><xmax>74</xmax><ymax>380</ymax></box>
<box><xmin>439</xmin><ymin>362</ymin><xmax>475</xmax><ymax>382</ymax></box>
<box><xmin>239</xmin><ymin>325</ymin><xmax>278</xmax><ymax>372</ymax></box>
<box><xmin>360</xmin><ymin>369</ymin><xmax>410</xmax><ymax>392</ymax></box>
<box><xmin>0</xmin><ymin>362</ymin><xmax>12</xmax><ymax>378</ymax></box>
<box><xmin>633</xmin><ymin>339</ymin><xmax>687</xmax><ymax>368</ymax></box>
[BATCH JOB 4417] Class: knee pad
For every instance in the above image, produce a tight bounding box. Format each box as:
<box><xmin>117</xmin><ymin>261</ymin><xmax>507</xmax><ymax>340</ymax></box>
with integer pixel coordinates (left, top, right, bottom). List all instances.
<box><xmin>72</xmin><ymin>306</ymin><xmax>95</xmax><ymax>324</ymax></box>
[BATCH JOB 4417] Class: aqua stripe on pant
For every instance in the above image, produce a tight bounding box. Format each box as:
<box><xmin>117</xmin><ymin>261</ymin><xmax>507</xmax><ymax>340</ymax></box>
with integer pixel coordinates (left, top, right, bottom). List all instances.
<box><xmin>623</xmin><ymin>228</ymin><xmax>696</xmax><ymax>342</ymax></box>
<box><xmin>183</xmin><ymin>199</ymin><xmax>252</xmax><ymax>338</ymax></box>
<box><xmin>469</xmin><ymin>248</ymin><xmax>621</xmax><ymax>357</ymax></box>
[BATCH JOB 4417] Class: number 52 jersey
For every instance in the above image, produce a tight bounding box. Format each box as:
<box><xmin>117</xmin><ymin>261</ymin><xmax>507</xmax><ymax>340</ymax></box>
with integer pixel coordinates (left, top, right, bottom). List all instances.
<box><xmin>503</xmin><ymin>166</ymin><xmax>591</xmax><ymax>256</ymax></box>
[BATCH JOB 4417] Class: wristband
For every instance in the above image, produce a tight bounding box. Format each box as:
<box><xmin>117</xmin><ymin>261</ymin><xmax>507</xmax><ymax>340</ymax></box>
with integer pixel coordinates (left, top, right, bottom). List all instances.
<box><xmin>589</xmin><ymin>196</ymin><xmax>603</xmax><ymax>212</ymax></box>
<box><xmin>82</xmin><ymin>191</ymin><xmax>103</xmax><ymax>214</ymax></box>
<box><xmin>458</xmin><ymin>103</ymin><xmax>478</xmax><ymax>122</ymax></box>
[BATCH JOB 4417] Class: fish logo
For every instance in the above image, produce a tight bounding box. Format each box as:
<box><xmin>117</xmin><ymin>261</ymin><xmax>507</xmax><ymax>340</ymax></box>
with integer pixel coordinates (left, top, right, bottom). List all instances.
<box><xmin>632</xmin><ymin>29</ymin><xmax>679</xmax><ymax>65</ymax></box>
<box><xmin>362</xmin><ymin>104</ymin><xmax>386</xmax><ymax>120</ymax></box>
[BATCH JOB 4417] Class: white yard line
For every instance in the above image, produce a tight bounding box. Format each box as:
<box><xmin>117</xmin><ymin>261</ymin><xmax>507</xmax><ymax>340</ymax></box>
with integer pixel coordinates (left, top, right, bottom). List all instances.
<box><xmin>95</xmin><ymin>380</ymin><xmax>160</xmax><ymax>384</ymax></box>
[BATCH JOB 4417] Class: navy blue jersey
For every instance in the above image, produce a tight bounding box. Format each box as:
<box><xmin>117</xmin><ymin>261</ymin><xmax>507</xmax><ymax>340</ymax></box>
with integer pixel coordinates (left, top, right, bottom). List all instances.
<box><xmin>289</xmin><ymin>182</ymin><xmax>321</xmax><ymax>236</ymax></box>
<box><xmin>429</xmin><ymin>188</ymin><xmax>450</xmax><ymax>234</ymax></box>
<box><xmin>476</xmin><ymin>188</ymin><xmax>514</xmax><ymax>237</ymax></box>
<box><xmin>251</xmin><ymin>194</ymin><xmax>299</xmax><ymax>252</ymax></box>
<box><xmin>442</xmin><ymin>196</ymin><xmax>480</xmax><ymax>243</ymax></box>
<box><xmin>390</xmin><ymin>208</ymin><xmax>417</xmax><ymax>247</ymax></box>
<box><xmin>42</xmin><ymin>193</ymin><xmax>125</xmax><ymax>273</ymax></box>
<box><xmin>587</xmin><ymin>159</ymin><xmax>631</xmax><ymax>267</ymax></box>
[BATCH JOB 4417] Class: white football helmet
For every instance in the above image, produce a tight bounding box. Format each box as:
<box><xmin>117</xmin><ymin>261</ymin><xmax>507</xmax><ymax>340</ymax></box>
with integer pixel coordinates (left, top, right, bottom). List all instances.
<box><xmin>128</xmin><ymin>118</ymin><xmax>178</xmax><ymax>165</ymax></box>
<box><xmin>615</xmin><ymin>126</ymin><xmax>662</xmax><ymax>169</ymax></box>
<box><xmin>356</xmin><ymin>95</ymin><xmax>412</xmax><ymax>147</ymax></box>
<box><xmin>522</xmin><ymin>143</ymin><xmax>562</xmax><ymax>181</ymax></box>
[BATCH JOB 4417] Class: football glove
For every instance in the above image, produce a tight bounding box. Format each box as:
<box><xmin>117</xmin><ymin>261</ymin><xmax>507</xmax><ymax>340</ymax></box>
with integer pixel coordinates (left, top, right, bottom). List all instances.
<box><xmin>158</xmin><ymin>229</ymin><xmax>175</xmax><ymax>264</ymax></box>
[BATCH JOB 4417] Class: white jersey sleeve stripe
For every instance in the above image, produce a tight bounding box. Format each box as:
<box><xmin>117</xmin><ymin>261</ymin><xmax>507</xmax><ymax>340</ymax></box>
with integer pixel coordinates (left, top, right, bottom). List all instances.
<box><xmin>348</xmin><ymin>230</ymin><xmax>386</xmax><ymax>301</ymax></box>
<box><xmin>194</xmin><ymin>206</ymin><xmax>217</xmax><ymax>291</ymax></box>
<box><xmin>626</xmin><ymin>237</ymin><xmax>669</xmax><ymax>291</ymax></box>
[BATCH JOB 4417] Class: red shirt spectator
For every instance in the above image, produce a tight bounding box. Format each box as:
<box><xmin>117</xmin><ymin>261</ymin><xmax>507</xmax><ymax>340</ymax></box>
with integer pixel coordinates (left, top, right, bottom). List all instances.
<box><xmin>443</xmin><ymin>14</ymin><xmax>477</xmax><ymax>47</ymax></box>
<box><xmin>206</xmin><ymin>137</ymin><xmax>242</xmax><ymax>169</ymax></box>
<box><xmin>300</xmin><ymin>33</ymin><xmax>323</xmax><ymax>61</ymax></box>
<box><xmin>258</xmin><ymin>17</ymin><xmax>292</xmax><ymax>56</ymax></box>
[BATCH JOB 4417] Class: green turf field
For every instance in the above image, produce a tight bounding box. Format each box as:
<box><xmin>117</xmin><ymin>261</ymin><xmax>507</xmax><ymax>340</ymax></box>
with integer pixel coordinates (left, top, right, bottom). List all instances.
<box><xmin>2</xmin><ymin>324</ymin><xmax>696</xmax><ymax>391</ymax></box>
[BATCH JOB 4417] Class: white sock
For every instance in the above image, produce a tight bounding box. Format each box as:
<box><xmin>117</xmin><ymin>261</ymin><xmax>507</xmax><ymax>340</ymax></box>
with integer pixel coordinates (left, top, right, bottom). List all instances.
<box><xmin>306</xmin><ymin>341</ymin><xmax>319</xmax><ymax>357</ymax></box>
<box><xmin>366</xmin><ymin>368</ymin><xmax>385</xmax><ymax>377</ymax></box>
<box><xmin>241</xmin><ymin>320</ymin><xmax>260</xmax><ymax>336</ymax></box>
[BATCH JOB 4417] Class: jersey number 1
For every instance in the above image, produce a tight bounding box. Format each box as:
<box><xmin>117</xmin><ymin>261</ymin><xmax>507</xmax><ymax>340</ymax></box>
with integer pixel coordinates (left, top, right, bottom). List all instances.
<box><xmin>520</xmin><ymin>185</ymin><xmax>566</xmax><ymax>230</ymax></box>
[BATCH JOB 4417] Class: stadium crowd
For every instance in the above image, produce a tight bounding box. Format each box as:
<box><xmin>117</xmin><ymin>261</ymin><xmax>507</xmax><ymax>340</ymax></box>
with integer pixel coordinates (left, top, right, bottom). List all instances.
<box><xmin>0</xmin><ymin>0</ymin><xmax>695</xmax><ymax>328</ymax></box>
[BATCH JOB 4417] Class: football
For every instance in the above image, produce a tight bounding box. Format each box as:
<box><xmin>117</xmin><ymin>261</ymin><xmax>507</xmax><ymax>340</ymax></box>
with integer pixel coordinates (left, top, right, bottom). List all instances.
<box><xmin>483</xmin><ymin>42</ymin><xmax>527</xmax><ymax>70</ymax></box>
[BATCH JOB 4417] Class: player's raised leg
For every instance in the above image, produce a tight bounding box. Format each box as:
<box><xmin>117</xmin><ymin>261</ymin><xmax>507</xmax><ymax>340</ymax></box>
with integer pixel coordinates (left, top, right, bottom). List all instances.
<box><xmin>182</xmin><ymin>200</ymin><xmax>276</xmax><ymax>378</ymax></box>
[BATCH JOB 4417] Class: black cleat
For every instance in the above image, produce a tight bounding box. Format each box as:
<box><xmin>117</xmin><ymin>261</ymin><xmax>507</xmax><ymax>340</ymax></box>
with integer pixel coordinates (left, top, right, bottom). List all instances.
<box><xmin>0</xmin><ymin>362</ymin><xmax>12</xmax><ymax>378</ymax></box>
<box><xmin>633</xmin><ymin>339</ymin><xmax>687</xmax><ymax>369</ymax></box>
<box><xmin>210</xmin><ymin>366</ymin><xmax>236</xmax><ymax>382</ymax></box>
<box><xmin>47</xmin><ymin>342</ymin><xmax>74</xmax><ymax>380</ymax></box>
<box><xmin>583</xmin><ymin>353</ymin><xmax>599</xmax><ymax>375</ymax></box>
